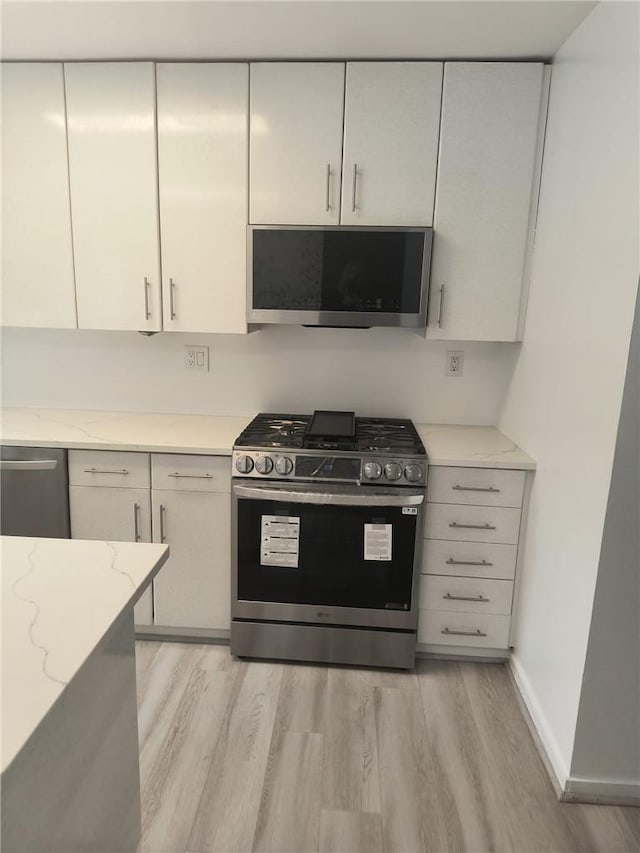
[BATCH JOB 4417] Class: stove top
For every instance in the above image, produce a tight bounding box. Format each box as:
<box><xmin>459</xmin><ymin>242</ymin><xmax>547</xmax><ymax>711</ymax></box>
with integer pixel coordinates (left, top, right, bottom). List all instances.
<box><xmin>233</xmin><ymin>412</ymin><xmax>426</xmax><ymax>487</ymax></box>
<box><xmin>234</xmin><ymin>412</ymin><xmax>425</xmax><ymax>455</ymax></box>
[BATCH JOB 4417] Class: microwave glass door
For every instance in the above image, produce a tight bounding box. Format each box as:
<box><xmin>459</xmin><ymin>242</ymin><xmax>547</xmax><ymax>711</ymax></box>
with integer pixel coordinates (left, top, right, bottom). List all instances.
<box><xmin>251</xmin><ymin>228</ymin><xmax>426</xmax><ymax>315</ymax></box>
<box><xmin>236</xmin><ymin>495</ymin><xmax>418</xmax><ymax>611</ymax></box>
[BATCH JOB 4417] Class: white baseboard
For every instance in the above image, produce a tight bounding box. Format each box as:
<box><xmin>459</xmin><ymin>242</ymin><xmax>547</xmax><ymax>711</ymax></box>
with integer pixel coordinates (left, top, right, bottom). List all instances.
<box><xmin>562</xmin><ymin>777</ymin><xmax>640</xmax><ymax>806</ymax></box>
<box><xmin>507</xmin><ymin>656</ymin><xmax>569</xmax><ymax>793</ymax></box>
<box><xmin>135</xmin><ymin>626</ymin><xmax>230</xmax><ymax>643</ymax></box>
<box><xmin>508</xmin><ymin>657</ymin><xmax>640</xmax><ymax>806</ymax></box>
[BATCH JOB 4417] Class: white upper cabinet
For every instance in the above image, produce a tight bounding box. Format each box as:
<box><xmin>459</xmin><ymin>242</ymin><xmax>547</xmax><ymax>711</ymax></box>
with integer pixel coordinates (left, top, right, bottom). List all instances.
<box><xmin>340</xmin><ymin>62</ymin><xmax>443</xmax><ymax>226</ymax></box>
<box><xmin>249</xmin><ymin>63</ymin><xmax>345</xmax><ymax>225</ymax></box>
<box><xmin>427</xmin><ymin>62</ymin><xmax>547</xmax><ymax>341</ymax></box>
<box><xmin>65</xmin><ymin>62</ymin><xmax>161</xmax><ymax>332</ymax></box>
<box><xmin>157</xmin><ymin>63</ymin><xmax>249</xmax><ymax>334</ymax></box>
<box><xmin>1</xmin><ymin>63</ymin><xmax>77</xmax><ymax>329</ymax></box>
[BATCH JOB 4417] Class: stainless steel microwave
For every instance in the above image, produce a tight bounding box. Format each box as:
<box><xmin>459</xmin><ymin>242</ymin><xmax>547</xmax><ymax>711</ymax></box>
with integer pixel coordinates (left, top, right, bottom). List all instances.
<box><xmin>247</xmin><ymin>225</ymin><xmax>433</xmax><ymax>329</ymax></box>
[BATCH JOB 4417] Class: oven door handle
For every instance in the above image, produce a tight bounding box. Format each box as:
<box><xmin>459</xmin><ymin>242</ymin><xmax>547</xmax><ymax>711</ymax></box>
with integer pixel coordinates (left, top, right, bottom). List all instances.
<box><xmin>233</xmin><ymin>484</ymin><xmax>424</xmax><ymax>507</ymax></box>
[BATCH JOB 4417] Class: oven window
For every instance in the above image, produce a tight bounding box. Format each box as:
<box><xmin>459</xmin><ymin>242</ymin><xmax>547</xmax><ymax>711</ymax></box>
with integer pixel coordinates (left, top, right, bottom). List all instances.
<box><xmin>236</xmin><ymin>498</ymin><xmax>417</xmax><ymax>610</ymax></box>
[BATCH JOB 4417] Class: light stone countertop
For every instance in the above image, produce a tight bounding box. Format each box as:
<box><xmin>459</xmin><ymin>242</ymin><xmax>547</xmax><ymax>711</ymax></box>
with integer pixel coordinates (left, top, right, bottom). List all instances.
<box><xmin>0</xmin><ymin>407</ymin><xmax>252</xmax><ymax>456</ymax></box>
<box><xmin>0</xmin><ymin>407</ymin><xmax>535</xmax><ymax>470</ymax></box>
<box><xmin>416</xmin><ymin>423</ymin><xmax>536</xmax><ymax>470</ymax></box>
<box><xmin>1</xmin><ymin>536</ymin><xmax>169</xmax><ymax>774</ymax></box>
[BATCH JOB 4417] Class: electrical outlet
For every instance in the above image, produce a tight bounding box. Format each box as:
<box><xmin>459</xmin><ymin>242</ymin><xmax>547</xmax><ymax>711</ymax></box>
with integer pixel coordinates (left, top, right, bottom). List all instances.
<box><xmin>184</xmin><ymin>345</ymin><xmax>209</xmax><ymax>372</ymax></box>
<box><xmin>446</xmin><ymin>350</ymin><xmax>464</xmax><ymax>376</ymax></box>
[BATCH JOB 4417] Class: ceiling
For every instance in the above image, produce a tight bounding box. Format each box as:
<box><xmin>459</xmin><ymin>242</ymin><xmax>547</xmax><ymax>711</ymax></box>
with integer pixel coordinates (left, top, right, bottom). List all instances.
<box><xmin>1</xmin><ymin>1</ymin><xmax>597</xmax><ymax>61</ymax></box>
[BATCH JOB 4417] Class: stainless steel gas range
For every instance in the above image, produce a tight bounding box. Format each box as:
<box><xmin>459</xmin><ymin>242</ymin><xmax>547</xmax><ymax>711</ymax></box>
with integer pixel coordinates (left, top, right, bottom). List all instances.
<box><xmin>230</xmin><ymin>410</ymin><xmax>427</xmax><ymax>669</ymax></box>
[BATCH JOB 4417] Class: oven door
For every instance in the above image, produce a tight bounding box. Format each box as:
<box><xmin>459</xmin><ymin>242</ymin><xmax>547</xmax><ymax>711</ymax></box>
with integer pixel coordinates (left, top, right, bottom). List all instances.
<box><xmin>232</xmin><ymin>480</ymin><xmax>425</xmax><ymax>631</ymax></box>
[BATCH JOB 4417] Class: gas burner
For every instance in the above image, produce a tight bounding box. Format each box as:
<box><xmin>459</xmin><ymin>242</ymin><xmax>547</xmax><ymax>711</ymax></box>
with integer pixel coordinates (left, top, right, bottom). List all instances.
<box><xmin>361</xmin><ymin>443</ymin><xmax>392</xmax><ymax>452</ymax></box>
<box><xmin>268</xmin><ymin>420</ymin><xmax>307</xmax><ymax>429</ymax></box>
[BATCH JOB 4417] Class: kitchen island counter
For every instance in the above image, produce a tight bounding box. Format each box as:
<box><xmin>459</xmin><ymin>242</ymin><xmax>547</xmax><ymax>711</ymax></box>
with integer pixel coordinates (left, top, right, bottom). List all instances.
<box><xmin>1</xmin><ymin>535</ymin><xmax>169</xmax><ymax>851</ymax></box>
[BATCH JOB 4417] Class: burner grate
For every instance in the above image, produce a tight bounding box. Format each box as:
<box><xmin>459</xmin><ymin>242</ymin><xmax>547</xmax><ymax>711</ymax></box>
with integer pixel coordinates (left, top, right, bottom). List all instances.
<box><xmin>234</xmin><ymin>412</ymin><xmax>425</xmax><ymax>456</ymax></box>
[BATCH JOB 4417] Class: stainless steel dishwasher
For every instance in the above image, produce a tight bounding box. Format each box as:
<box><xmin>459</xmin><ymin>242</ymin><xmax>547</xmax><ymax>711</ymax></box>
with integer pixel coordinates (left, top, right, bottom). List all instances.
<box><xmin>0</xmin><ymin>446</ymin><xmax>70</xmax><ymax>538</ymax></box>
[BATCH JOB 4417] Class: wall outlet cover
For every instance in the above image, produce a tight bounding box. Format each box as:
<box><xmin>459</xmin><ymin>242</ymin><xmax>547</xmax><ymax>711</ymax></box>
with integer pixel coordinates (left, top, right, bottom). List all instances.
<box><xmin>184</xmin><ymin>345</ymin><xmax>209</xmax><ymax>372</ymax></box>
<box><xmin>446</xmin><ymin>350</ymin><xmax>464</xmax><ymax>376</ymax></box>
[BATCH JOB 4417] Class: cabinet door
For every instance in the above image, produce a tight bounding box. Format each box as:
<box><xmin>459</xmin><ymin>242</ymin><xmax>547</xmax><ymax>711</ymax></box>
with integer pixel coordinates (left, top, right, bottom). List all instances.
<box><xmin>341</xmin><ymin>62</ymin><xmax>443</xmax><ymax>226</ymax></box>
<box><xmin>249</xmin><ymin>63</ymin><xmax>345</xmax><ymax>225</ymax></box>
<box><xmin>427</xmin><ymin>63</ymin><xmax>546</xmax><ymax>341</ymax></box>
<box><xmin>157</xmin><ymin>63</ymin><xmax>249</xmax><ymax>334</ymax></box>
<box><xmin>69</xmin><ymin>485</ymin><xmax>153</xmax><ymax>625</ymax></box>
<box><xmin>152</xmin><ymin>490</ymin><xmax>230</xmax><ymax>630</ymax></box>
<box><xmin>1</xmin><ymin>63</ymin><xmax>77</xmax><ymax>328</ymax></box>
<box><xmin>65</xmin><ymin>62</ymin><xmax>161</xmax><ymax>331</ymax></box>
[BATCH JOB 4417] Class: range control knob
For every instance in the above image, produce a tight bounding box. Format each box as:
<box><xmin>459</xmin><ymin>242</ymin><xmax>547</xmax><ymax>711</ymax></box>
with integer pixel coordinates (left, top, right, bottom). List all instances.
<box><xmin>363</xmin><ymin>461</ymin><xmax>382</xmax><ymax>480</ymax></box>
<box><xmin>235</xmin><ymin>454</ymin><xmax>254</xmax><ymax>474</ymax></box>
<box><xmin>255</xmin><ymin>455</ymin><xmax>274</xmax><ymax>475</ymax></box>
<box><xmin>384</xmin><ymin>462</ymin><xmax>403</xmax><ymax>481</ymax></box>
<box><xmin>275</xmin><ymin>456</ymin><xmax>293</xmax><ymax>476</ymax></box>
<box><xmin>404</xmin><ymin>464</ymin><xmax>424</xmax><ymax>482</ymax></box>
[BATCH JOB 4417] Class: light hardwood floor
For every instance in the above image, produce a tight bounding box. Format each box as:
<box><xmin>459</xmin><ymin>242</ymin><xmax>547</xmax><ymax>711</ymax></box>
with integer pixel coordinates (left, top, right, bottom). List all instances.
<box><xmin>135</xmin><ymin>641</ymin><xmax>639</xmax><ymax>853</ymax></box>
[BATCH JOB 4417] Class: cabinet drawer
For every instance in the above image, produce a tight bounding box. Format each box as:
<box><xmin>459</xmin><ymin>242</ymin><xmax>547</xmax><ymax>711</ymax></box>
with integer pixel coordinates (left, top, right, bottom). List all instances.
<box><xmin>68</xmin><ymin>450</ymin><xmax>150</xmax><ymax>488</ymax></box>
<box><xmin>421</xmin><ymin>540</ymin><xmax>517</xmax><ymax>580</ymax></box>
<box><xmin>419</xmin><ymin>575</ymin><xmax>513</xmax><ymax>616</ymax></box>
<box><xmin>152</xmin><ymin>454</ymin><xmax>231</xmax><ymax>493</ymax></box>
<box><xmin>425</xmin><ymin>504</ymin><xmax>521</xmax><ymax>545</ymax></box>
<box><xmin>427</xmin><ymin>466</ymin><xmax>525</xmax><ymax>508</ymax></box>
<box><xmin>418</xmin><ymin>611</ymin><xmax>511</xmax><ymax>649</ymax></box>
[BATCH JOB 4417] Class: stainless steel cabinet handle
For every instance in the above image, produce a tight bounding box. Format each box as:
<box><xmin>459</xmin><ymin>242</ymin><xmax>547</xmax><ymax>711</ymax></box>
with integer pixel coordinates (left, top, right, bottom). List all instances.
<box><xmin>452</xmin><ymin>485</ymin><xmax>500</xmax><ymax>493</ymax></box>
<box><xmin>325</xmin><ymin>163</ymin><xmax>331</xmax><ymax>212</ymax></box>
<box><xmin>169</xmin><ymin>278</ymin><xmax>177</xmax><ymax>320</ymax></box>
<box><xmin>159</xmin><ymin>504</ymin><xmax>167</xmax><ymax>543</ymax></box>
<box><xmin>83</xmin><ymin>468</ymin><xmax>129</xmax><ymax>475</ymax></box>
<box><xmin>234</xmin><ymin>484</ymin><xmax>424</xmax><ymax>507</ymax></box>
<box><xmin>167</xmin><ymin>472</ymin><xmax>213</xmax><ymax>479</ymax></box>
<box><xmin>441</xmin><ymin>627</ymin><xmax>488</xmax><ymax>638</ymax></box>
<box><xmin>437</xmin><ymin>284</ymin><xmax>445</xmax><ymax>328</ymax></box>
<box><xmin>144</xmin><ymin>277</ymin><xmax>151</xmax><ymax>320</ymax></box>
<box><xmin>0</xmin><ymin>459</ymin><xmax>58</xmax><ymax>471</ymax></box>
<box><xmin>133</xmin><ymin>502</ymin><xmax>141</xmax><ymax>542</ymax></box>
<box><xmin>446</xmin><ymin>558</ymin><xmax>494</xmax><ymax>567</ymax></box>
<box><xmin>449</xmin><ymin>522</ymin><xmax>497</xmax><ymax>530</ymax></box>
<box><xmin>351</xmin><ymin>163</ymin><xmax>359</xmax><ymax>212</ymax></box>
<box><xmin>443</xmin><ymin>593</ymin><xmax>489</xmax><ymax>603</ymax></box>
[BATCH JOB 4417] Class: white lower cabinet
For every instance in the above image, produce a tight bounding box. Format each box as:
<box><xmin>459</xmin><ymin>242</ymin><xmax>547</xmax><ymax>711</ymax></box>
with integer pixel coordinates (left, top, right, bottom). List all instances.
<box><xmin>69</xmin><ymin>449</ymin><xmax>231</xmax><ymax>633</ymax></box>
<box><xmin>151</xmin><ymin>489</ymin><xmax>230</xmax><ymax>630</ymax></box>
<box><xmin>418</xmin><ymin>464</ymin><xmax>527</xmax><ymax>655</ymax></box>
<box><xmin>69</xmin><ymin>450</ymin><xmax>153</xmax><ymax>625</ymax></box>
<box><xmin>150</xmin><ymin>453</ymin><xmax>231</xmax><ymax>632</ymax></box>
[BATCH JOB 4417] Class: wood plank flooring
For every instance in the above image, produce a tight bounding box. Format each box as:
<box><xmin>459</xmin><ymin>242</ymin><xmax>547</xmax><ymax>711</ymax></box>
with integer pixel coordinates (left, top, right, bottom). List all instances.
<box><xmin>135</xmin><ymin>642</ymin><xmax>639</xmax><ymax>853</ymax></box>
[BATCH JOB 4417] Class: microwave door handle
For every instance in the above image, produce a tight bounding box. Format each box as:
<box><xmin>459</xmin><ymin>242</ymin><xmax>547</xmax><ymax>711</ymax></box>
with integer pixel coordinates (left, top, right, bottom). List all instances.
<box><xmin>233</xmin><ymin>484</ymin><xmax>424</xmax><ymax>507</ymax></box>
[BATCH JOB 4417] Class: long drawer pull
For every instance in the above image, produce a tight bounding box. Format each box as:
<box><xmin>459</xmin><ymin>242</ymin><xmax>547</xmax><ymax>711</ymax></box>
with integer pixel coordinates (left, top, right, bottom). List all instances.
<box><xmin>449</xmin><ymin>522</ymin><xmax>496</xmax><ymax>530</ymax></box>
<box><xmin>133</xmin><ymin>502</ymin><xmax>141</xmax><ymax>542</ymax></box>
<box><xmin>441</xmin><ymin>627</ymin><xmax>488</xmax><ymax>638</ymax></box>
<box><xmin>167</xmin><ymin>472</ymin><xmax>214</xmax><ymax>479</ymax></box>
<box><xmin>83</xmin><ymin>467</ymin><xmax>129</xmax><ymax>475</ymax></box>
<box><xmin>443</xmin><ymin>593</ymin><xmax>489</xmax><ymax>603</ymax></box>
<box><xmin>446</xmin><ymin>558</ymin><xmax>494</xmax><ymax>567</ymax></box>
<box><xmin>452</xmin><ymin>485</ymin><xmax>500</xmax><ymax>493</ymax></box>
<box><xmin>159</xmin><ymin>504</ymin><xmax>167</xmax><ymax>543</ymax></box>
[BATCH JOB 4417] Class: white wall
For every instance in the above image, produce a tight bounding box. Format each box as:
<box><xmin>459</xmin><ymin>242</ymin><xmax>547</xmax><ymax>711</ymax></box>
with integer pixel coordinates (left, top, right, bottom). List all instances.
<box><xmin>0</xmin><ymin>1</ymin><xmax>595</xmax><ymax>62</ymax></box>
<box><xmin>570</xmin><ymin>288</ymin><xmax>639</xmax><ymax>791</ymax></box>
<box><xmin>0</xmin><ymin>326</ymin><xmax>517</xmax><ymax>424</ymax></box>
<box><xmin>500</xmin><ymin>1</ymin><xmax>640</xmax><ymax>785</ymax></box>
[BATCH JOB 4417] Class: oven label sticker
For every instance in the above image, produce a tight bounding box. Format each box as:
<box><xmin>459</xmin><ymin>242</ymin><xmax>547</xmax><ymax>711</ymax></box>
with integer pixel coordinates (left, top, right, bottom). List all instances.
<box><xmin>261</xmin><ymin>515</ymin><xmax>300</xmax><ymax>568</ymax></box>
<box><xmin>364</xmin><ymin>524</ymin><xmax>392</xmax><ymax>561</ymax></box>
